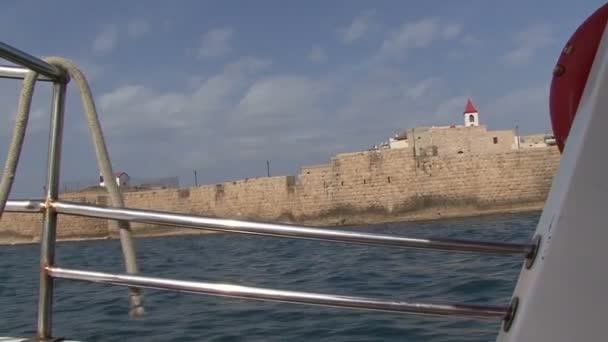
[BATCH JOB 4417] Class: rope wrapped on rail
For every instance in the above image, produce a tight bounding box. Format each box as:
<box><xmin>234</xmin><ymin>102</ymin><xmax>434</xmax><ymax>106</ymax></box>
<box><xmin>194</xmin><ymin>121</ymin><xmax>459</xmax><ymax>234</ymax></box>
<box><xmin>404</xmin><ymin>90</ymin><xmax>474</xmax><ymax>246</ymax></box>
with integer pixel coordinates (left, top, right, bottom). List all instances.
<box><xmin>0</xmin><ymin>57</ymin><xmax>144</xmax><ymax>317</ymax></box>
<box><xmin>0</xmin><ymin>71</ymin><xmax>34</xmax><ymax>218</ymax></box>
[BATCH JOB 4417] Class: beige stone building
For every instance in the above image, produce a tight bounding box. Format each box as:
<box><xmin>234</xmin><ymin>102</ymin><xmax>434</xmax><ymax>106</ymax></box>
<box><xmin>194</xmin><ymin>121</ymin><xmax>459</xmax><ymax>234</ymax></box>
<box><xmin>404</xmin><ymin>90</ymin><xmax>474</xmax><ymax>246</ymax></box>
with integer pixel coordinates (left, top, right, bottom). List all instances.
<box><xmin>380</xmin><ymin>98</ymin><xmax>553</xmax><ymax>156</ymax></box>
<box><xmin>518</xmin><ymin>133</ymin><xmax>556</xmax><ymax>149</ymax></box>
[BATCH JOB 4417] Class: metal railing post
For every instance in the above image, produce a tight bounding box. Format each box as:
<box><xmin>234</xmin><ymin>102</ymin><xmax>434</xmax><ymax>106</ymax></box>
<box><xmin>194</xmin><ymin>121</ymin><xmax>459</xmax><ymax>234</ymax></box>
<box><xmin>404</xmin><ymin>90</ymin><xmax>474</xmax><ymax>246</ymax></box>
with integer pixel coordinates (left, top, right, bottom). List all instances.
<box><xmin>37</xmin><ymin>81</ymin><xmax>66</xmax><ymax>340</ymax></box>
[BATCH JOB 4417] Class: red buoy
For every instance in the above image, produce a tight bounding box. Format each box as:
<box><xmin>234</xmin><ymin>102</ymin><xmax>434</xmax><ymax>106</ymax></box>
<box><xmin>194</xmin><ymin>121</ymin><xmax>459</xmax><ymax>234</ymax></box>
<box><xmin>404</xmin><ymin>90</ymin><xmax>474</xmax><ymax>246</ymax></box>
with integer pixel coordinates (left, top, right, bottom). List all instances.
<box><xmin>550</xmin><ymin>3</ymin><xmax>608</xmax><ymax>152</ymax></box>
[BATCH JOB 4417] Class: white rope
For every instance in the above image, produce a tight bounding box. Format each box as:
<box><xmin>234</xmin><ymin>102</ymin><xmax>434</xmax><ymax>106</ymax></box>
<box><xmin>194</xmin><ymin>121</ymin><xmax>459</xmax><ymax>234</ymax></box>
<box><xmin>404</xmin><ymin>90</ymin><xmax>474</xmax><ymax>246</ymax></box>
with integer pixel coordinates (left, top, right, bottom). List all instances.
<box><xmin>0</xmin><ymin>72</ymin><xmax>35</xmax><ymax>218</ymax></box>
<box><xmin>0</xmin><ymin>57</ymin><xmax>144</xmax><ymax>317</ymax></box>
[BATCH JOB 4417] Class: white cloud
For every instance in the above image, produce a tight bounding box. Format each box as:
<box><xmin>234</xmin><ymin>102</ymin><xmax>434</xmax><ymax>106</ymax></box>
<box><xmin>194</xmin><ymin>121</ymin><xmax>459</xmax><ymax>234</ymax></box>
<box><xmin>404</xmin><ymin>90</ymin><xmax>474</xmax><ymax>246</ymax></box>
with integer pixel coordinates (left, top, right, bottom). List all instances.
<box><xmin>162</xmin><ymin>19</ymin><xmax>174</xmax><ymax>32</ymax></box>
<box><xmin>2</xmin><ymin>106</ymin><xmax>48</xmax><ymax>136</ymax></box>
<box><xmin>93</xmin><ymin>25</ymin><xmax>118</xmax><ymax>55</ymax></box>
<box><xmin>198</xmin><ymin>27</ymin><xmax>235</xmax><ymax>58</ymax></box>
<box><xmin>406</xmin><ymin>77</ymin><xmax>444</xmax><ymax>100</ymax></box>
<box><xmin>92</xmin><ymin>20</ymin><xmax>150</xmax><ymax>56</ymax></box>
<box><xmin>237</xmin><ymin>76</ymin><xmax>328</xmax><ymax>120</ymax></box>
<box><xmin>188</xmin><ymin>58</ymin><xmax>269</xmax><ymax>115</ymax></box>
<box><xmin>127</xmin><ymin>19</ymin><xmax>150</xmax><ymax>39</ymax></box>
<box><xmin>501</xmin><ymin>24</ymin><xmax>554</xmax><ymax>66</ymax></box>
<box><xmin>99</xmin><ymin>85</ymin><xmax>188</xmax><ymax>131</ymax></box>
<box><xmin>70</xmin><ymin>58</ymin><xmax>103</xmax><ymax>82</ymax></box>
<box><xmin>97</xmin><ymin>57</ymin><xmax>270</xmax><ymax>135</ymax></box>
<box><xmin>434</xmin><ymin>95</ymin><xmax>468</xmax><ymax>123</ymax></box>
<box><xmin>27</xmin><ymin>108</ymin><xmax>51</xmax><ymax>134</ymax></box>
<box><xmin>338</xmin><ymin>12</ymin><xmax>373</xmax><ymax>43</ymax></box>
<box><xmin>484</xmin><ymin>84</ymin><xmax>550</xmax><ymax>132</ymax></box>
<box><xmin>442</xmin><ymin>24</ymin><xmax>462</xmax><ymax>40</ymax></box>
<box><xmin>382</xmin><ymin>18</ymin><xmax>439</xmax><ymax>55</ymax></box>
<box><xmin>461</xmin><ymin>34</ymin><xmax>479</xmax><ymax>45</ymax></box>
<box><xmin>380</xmin><ymin>18</ymin><xmax>462</xmax><ymax>57</ymax></box>
<box><xmin>95</xmin><ymin>59</ymin><xmax>440</xmax><ymax>169</ymax></box>
<box><xmin>308</xmin><ymin>46</ymin><xmax>327</xmax><ymax>63</ymax></box>
<box><xmin>331</xmin><ymin>68</ymin><xmax>450</xmax><ymax>134</ymax></box>
<box><xmin>0</xmin><ymin>81</ymin><xmax>53</xmax><ymax>138</ymax></box>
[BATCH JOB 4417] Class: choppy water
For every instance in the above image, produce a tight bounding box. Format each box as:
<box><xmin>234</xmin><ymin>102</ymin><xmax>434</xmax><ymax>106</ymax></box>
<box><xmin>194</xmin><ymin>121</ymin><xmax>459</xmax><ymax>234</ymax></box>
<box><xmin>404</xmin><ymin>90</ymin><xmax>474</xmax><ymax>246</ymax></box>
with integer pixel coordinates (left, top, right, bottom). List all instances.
<box><xmin>0</xmin><ymin>212</ymin><xmax>539</xmax><ymax>341</ymax></box>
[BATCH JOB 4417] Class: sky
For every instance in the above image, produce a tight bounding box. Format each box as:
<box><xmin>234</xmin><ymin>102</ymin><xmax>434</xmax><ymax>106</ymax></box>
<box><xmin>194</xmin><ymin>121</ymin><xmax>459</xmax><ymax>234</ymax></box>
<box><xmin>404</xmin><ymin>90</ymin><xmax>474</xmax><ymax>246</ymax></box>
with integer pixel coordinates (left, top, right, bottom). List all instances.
<box><xmin>0</xmin><ymin>0</ymin><xmax>605</xmax><ymax>196</ymax></box>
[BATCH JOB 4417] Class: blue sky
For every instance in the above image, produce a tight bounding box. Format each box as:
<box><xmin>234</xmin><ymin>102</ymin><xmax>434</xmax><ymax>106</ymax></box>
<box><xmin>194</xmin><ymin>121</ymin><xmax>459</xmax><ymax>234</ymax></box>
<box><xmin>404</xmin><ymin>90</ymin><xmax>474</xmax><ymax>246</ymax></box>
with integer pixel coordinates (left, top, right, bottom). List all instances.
<box><xmin>0</xmin><ymin>0</ymin><xmax>605</xmax><ymax>196</ymax></box>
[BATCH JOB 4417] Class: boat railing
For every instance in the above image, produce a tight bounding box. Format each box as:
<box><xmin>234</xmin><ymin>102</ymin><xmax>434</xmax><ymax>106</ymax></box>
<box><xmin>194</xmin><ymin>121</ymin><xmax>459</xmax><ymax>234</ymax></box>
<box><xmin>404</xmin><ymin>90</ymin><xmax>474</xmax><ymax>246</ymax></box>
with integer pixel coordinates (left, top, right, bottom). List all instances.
<box><xmin>0</xmin><ymin>42</ymin><xmax>531</xmax><ymax>341</ymax></box>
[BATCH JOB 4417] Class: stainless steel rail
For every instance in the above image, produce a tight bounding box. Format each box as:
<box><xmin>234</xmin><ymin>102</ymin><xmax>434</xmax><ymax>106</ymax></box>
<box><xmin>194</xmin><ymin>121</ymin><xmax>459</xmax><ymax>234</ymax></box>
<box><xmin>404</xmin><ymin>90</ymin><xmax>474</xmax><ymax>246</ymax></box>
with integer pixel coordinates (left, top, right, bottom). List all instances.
<box><xmin>47</xmin><ymin>267</ymin><xmax>509</xmax><ymax>319</ymax></box>
<box><xmin>4</xmin><ymin>199</ymin><xmax>45</xmax><ymax>212</ymax></box>
<box><xmin>0</xmin><ymin>65</ymin><xmax>53</xmax><ymax>81</ymax></box>
<box><xmin>0</xmin><ymin>42</ymin><xmax>63</xmax><ymax>81</ymax></box>
<box><xmin>49</xmin><ymin>200</ymin><xmax>533</xmax><ymax>256</ymax></box>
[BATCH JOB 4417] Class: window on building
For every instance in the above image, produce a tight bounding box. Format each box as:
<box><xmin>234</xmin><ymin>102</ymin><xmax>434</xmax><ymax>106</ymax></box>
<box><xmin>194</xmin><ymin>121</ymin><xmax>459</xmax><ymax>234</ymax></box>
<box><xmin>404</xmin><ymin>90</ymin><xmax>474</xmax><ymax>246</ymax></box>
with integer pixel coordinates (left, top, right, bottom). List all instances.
<box><xmin>493</xmin><ymin>137</ymin><xmax>498</xmax><ymax>144</ymax></box>
<box><xmin>469</xmin><ymin>114</ymin><xmax>475</xmax><ymax>123</ymax></box>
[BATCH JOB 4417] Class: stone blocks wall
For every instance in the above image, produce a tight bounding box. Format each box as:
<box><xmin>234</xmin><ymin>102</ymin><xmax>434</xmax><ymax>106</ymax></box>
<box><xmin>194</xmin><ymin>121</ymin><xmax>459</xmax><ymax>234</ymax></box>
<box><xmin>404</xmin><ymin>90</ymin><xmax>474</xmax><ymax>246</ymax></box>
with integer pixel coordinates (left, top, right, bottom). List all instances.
<box><xmin>0</xmin><ymin>147</ymin><xmax>561</xmax><ymax>242</ymax></box>
<box><xmin>409</xmin><ymin>125</ymin><xmax>517</xmax><ymax>157</ymax></box>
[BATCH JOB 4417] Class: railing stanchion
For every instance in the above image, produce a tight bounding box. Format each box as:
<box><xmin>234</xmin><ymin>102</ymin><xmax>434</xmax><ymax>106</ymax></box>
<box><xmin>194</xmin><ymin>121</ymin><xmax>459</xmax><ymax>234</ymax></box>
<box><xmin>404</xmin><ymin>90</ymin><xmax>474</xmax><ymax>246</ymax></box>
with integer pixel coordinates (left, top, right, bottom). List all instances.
<box><xmin>37</xmin><ymin>81</ymin><xmax>66</xmax><ymax>340</ymax></box>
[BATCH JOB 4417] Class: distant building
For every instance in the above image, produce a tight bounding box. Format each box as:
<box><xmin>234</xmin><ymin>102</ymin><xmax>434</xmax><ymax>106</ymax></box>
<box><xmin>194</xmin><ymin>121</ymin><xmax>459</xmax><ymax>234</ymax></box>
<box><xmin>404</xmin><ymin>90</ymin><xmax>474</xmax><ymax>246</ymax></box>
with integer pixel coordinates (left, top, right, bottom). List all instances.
<box><xmin>463</xmin><ymin>98</ymin><xmax>480</xmax><ymax>127</ymax></box>
<box><xmin>518</xmin><ymin>133</ymin><xmax>555</xmax><ymax>149</ymax></box>
<box><xmin>100</xmin><ymin>171</ymin><xmax>130</xmax><ymax>188</ymax></box>
<box><xmin>387</xmin><ymin>130</ymin><xmax>409</xmax><ymax>149</ymax></box>
<box><xmin>388</xmin><ymin>138</ymin><xmax>408</xmax><ymax>149</ymax></box>
<box><xmin>408</xmin><ymin>125</ymin><xmax>517</xmax><ymax>156</ymax></box>
<box><xmin>374</xmin><ymin>97</ymin><xmax>552</xmax><ymax>155</ymax></box>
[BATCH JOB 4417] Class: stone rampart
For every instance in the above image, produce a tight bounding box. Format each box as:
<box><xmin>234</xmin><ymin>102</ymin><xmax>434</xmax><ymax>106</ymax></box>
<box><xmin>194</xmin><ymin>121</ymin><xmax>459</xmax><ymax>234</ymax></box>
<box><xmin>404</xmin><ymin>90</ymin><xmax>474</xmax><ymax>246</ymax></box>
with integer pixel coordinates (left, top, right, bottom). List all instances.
<box><xmin>0</xmin><ymin>147</ymin><xmax>561</xmax><ymax>243</ymax></box>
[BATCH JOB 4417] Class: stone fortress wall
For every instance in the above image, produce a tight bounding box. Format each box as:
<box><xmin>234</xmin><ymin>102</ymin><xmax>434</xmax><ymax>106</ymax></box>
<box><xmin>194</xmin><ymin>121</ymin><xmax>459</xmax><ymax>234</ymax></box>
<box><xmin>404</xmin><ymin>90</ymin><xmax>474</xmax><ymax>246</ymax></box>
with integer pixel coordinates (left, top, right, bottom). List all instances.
<box><xmin>0</xmin><ymin>140</ymin><xmax>561</xmax><ymax>243</ymax></box>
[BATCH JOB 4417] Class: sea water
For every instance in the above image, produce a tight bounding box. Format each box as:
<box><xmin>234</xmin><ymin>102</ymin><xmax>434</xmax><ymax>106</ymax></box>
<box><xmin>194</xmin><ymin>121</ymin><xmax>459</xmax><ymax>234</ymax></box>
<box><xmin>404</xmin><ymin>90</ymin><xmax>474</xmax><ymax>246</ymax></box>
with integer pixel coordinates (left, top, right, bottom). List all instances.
<box><xmin>0</xmin><ymin>212</ymin><xmax>538</xmax><ymax>341</ymax></box>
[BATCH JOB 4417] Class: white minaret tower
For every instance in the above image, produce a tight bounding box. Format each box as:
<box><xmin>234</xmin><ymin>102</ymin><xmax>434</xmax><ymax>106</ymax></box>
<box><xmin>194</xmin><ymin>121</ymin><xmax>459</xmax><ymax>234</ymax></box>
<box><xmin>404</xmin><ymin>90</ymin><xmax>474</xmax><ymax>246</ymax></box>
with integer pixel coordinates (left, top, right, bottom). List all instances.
<box><xmin>463</xmin><ymin>98</ymin><xmax>479</xmax><ymax>127</ymax></box>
